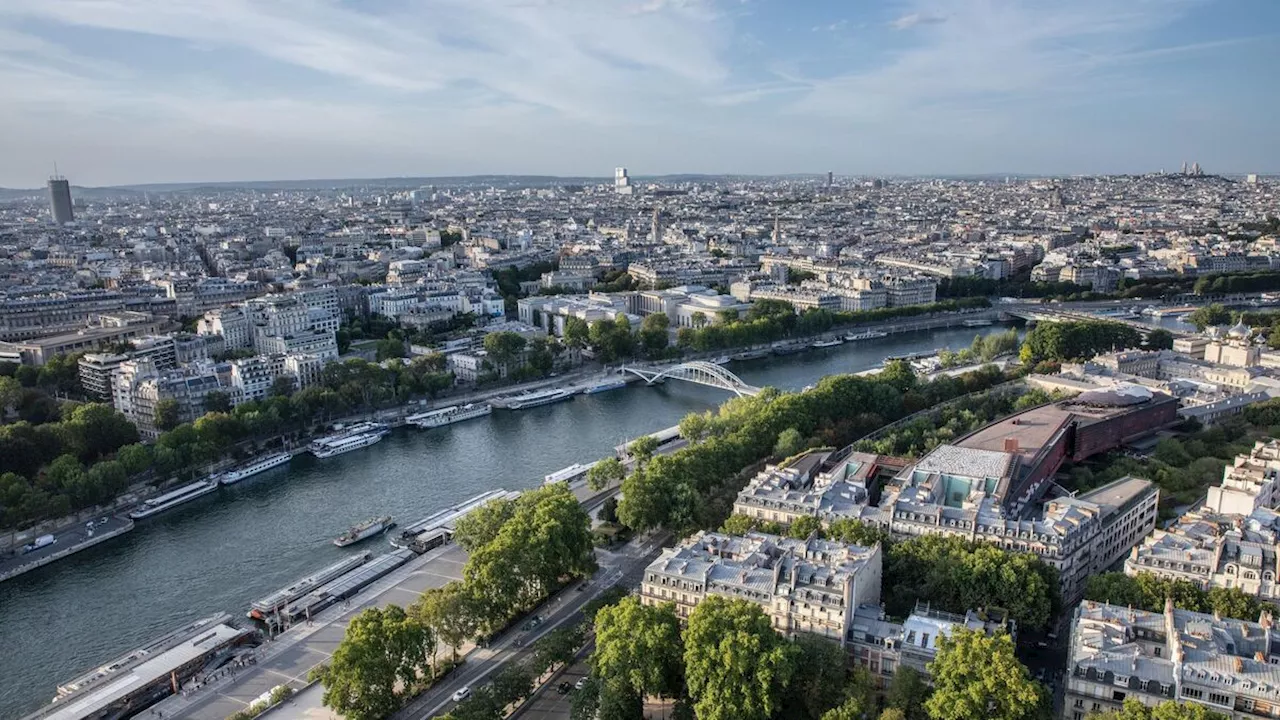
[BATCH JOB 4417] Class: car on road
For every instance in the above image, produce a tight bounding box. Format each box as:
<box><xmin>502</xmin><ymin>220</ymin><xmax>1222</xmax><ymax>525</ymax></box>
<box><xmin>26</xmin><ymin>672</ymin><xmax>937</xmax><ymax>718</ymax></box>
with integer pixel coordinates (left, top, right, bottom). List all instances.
<box><xmin>523</xmin><ymin>615</ymin><xmax>543</xmax><ymax>631</ymax></box>
<box><xmin>452</xmin><ymin>687</ymin><xmax>471</xmax><ymax>702</ymax></box>
<box><xmin>557</xmin><ymin>682</ymin><xmax>572</xmax><ymax>694</ymax></box>
<box><xmin>575</xmin><ymin>677</ymin><xmax>588</xmax><ymax>691</ymax></box>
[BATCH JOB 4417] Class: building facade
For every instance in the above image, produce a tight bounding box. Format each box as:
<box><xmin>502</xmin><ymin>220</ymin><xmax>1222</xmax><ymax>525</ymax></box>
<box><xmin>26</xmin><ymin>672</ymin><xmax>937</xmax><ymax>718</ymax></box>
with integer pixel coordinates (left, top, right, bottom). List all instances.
<box><xmin>641</xmin><ymin>531</ymin><xmax>883</xmax><ymax>646</ymax></box>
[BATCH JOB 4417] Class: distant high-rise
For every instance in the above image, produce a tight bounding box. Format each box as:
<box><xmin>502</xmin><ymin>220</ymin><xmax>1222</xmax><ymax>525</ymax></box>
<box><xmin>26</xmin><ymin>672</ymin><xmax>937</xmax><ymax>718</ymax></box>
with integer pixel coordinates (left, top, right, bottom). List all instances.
<box><xmin>48</xmin><ymin>175</ymin><xmax>74</xmax><ymax>224</ymax></box>
<box><xmin>826</xmin><ymin>171</ymin><xmax>833</xmax><ymax>188</ymax></box>
<box><xmin>614</xmin><ymin>167</ymin><xmax>633</xmax><ymax>196</ymax></box>
<box><xmin>651</xmin><ymin>207</ymin><xmax>663</xmax><ymax>242</ymax></box>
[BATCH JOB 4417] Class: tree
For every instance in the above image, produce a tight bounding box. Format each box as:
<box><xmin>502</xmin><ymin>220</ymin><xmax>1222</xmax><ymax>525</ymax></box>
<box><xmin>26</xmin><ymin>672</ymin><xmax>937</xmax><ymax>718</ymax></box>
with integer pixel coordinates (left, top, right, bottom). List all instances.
<box><xmin>1186</xmin><ymin>303</ymin><xmax>1232</xmax><ymax>331</ymax></box>
<box><xmin>639</xmin><ymin>313</ymin><xmax>670</xmax><ymax>354</ymax></box>
<box><xmin>321</xmin><ymin>605</ymin><xmax>432</xmax><ymax>720</ymax></box>
<box><xmin>116</xmin><ymin>443</ymin><xmax>152</xmax><ymax>475</ymax></box>
<box><xmin>628</xmin><ymin>435</ymin><xmax>660</xmax><ymax>465</ymax></box>
<box><xmin>153</xmin><ymin>399</ymin><xmax>182</xmax><ymax>431</ymax></box>
<box><xmin>683</xmin><ymin>596</ymin><xmax>795</xmax><ymax>720</ymax></box>
<box><xmin>1145</xmin><ymin>328</ymin><xmax>1175</xmax><ymax>351</ymax></box>
<box><xmin>203</xmin><ymin>391</ymin><xmax>233</xmax><ymax>413</ymax></box>
<box><xmin>599</xmin><ymin>496</ymin><xmax>619</xmax><ymax>524</ymax></box>
<box><xmin>925</xmin><ymin>629</ymin><xmax>1041</xmax><ymax>720</ymax></box>
<box><xmin>411</xmin><ymin>582</ymin><xmax>478</xmax><ymax>662</ymax></box>
<box><xmin>570</xmin><ymin>676</ymin><xmax>602</xmax><ymax>720</ymax></box>
<box><xmin>483</xmin><ymin>331</ymin><xmax>527</xmax><ymax>374</ymax></box>
<box><xmin>886</xmin><ymin>667</ymin><xmax>930</xmax><ymax>720</ymax></box>
<box><xmin>376</xmin><ymin>337</ymin><xmax>408</xmax><ymax>361</ymax></box>
<box><xmin>490</xmin><ymin>662</ymin><xmax>534</xmax><ymax>708</ymax></box>
<box><xmin>826</xmin><ymin>518</ymin><xmax>892</xmax><ymax>547</ymax></box>
<box><xmin>563</xmin><ymin>317</ymin><xmax>590</xmax><ymax>350</ymax></box>
<box><xmin>452</xmin><ymin>497</ymin><xmax>516</xmax><ymax>552</ymax></box>
<box><xmin>270</xmin><ymin>375</ymin><xmax>296</xmax><ymax>398</ymax></box>
<box><xmin>587</xmin><ymin>457</ymin><xmax>627</xmax><ymax>491</ymax></box>
<box><xmin>1087</xmin><ymin>699</ymin><xmax>1227</xmax><ymax>720</ymax></box>
<box><xmin>879</xmin><ymin>360</ymin><xmax>918</xmax><ymax>393</ymax></box>
<box><xmin>787</xmin><ymin>514</ymin><xmax>822</xmax><ymax>539</ymax></box>
<box><xmin>786</xmin><ymin>634</ymin><xmax>858</xmax><ymax>719</ymax></box>
<box><xmin>592</xmin><ymin>597</ymin><xmax>684</xmax><ymax>699</ymax></box>
<box><xmin>821</xmin><ymin>695</ymin><xmax>872</xmax><ymax>720</ymax></box>
<box><xmin>532</xmin><ymin>623</ymin><xmax>586</xmax><ymax>674</ymax></box>
<box><xmin>773</xmin><ymin>427</ymin><xmax>806</xmax><ymax>459</ymax></box>
<box><xmin>678</xmin><ymin>411</ymin><xmax>712</xmax><ymax>445</ymax></box>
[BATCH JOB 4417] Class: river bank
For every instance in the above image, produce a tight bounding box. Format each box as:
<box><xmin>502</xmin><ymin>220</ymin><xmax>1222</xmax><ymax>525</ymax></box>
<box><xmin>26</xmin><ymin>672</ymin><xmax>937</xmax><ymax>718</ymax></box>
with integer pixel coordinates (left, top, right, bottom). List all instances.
<box><xmin>0</xmin><ymin>322</ymin><xmax>1018</xmax><ymax>719</ymax></box>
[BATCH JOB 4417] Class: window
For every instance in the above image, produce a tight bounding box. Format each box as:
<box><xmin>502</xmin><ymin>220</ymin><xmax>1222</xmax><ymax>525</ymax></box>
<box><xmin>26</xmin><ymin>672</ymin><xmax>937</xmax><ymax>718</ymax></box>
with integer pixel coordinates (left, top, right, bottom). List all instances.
<box><xmin>1207</xmin><ymin>692</ymin><xmax>1230</xmax><ymax>706</ymax></box>
<box><xmin>1074</xmin><ymin>700</ymin><xmax>1084</xmax><ymax>709</ymax></box>
<box><xmin>1182</xmin><ymin>688</ymin><xmax>1203</xmax><ymax>700</ymax></box>
<box><xmin>1113</xmin><ymin>691</ymin><xmax>1126</xmax><ymax>702</ymax></box>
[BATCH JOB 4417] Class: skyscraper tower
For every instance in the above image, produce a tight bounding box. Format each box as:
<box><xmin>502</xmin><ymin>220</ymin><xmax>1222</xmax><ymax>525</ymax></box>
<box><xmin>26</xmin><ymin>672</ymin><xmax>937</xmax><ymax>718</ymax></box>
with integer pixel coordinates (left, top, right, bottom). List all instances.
<box><xmin>614</xmin><ymin>167</ymin><xmax>634</xmax><ymax>195</ymax></box>
<box><xmin>48</xmin><ymin>174</ymin><xmax>74</xmax><ymax>225</ymax></box>
<box><xmin>772</xmin><ymin>215</ymin><xmax>780</xmax><ymax>244</ymax></box>
<box><xmin>651</xmin><ymin>207</ymin><xmax>663</xmax><ymax>242</ymax></box>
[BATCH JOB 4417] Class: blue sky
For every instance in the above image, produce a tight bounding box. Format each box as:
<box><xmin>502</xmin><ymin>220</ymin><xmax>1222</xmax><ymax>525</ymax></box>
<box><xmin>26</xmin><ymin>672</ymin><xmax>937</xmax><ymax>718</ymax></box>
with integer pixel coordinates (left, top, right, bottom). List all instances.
<box><xmin>0</xmin><ymin>0</ymin><xmax>1276</xmax><ymax>186</ymax></box>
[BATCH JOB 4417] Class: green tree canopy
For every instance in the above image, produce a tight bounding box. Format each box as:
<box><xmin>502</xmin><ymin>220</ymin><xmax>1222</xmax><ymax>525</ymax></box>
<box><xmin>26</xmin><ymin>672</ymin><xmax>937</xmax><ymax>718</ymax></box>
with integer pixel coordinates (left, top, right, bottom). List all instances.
<box><xmin>592</xmin><ymin>597</ymin><xmax>684</xmax><ymax>699</ymax></box>
<box><xmin>321</xmin><ymin>605</ymin><xmax>433</xmax><ymax>720</ymax></box>
<box><xmin>683</xmin><ymin>596</ymin><xmax>795</xmax><ymax>720</ymax></box>
<box><xmin>925</xmin><ymin>629</ymin><xmax>1041</xmax><ymax>720</ymax></box>
<box><xmin>1186</xmin><ymin>304</ymin><xmax>1232</xmax><ymax>331</ymax></box>
<box><xmin>587</xmin><ymin>457</ymin><xmax>626</xmax><ymax>491</ymax></box>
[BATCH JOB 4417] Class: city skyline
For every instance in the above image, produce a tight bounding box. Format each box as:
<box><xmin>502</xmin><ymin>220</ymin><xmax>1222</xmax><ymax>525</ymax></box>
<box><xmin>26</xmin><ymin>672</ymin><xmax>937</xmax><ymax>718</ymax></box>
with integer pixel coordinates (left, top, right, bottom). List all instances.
<box><xmin>2</xmin><ymin>0</ymin><xmax>1279</xmax><ymax>187</ymax></box>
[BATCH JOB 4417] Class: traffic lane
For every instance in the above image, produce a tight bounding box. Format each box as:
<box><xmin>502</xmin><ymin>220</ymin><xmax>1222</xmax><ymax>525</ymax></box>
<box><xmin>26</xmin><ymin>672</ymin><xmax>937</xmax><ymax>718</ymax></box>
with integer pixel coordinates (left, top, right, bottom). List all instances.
<box><xmin>512</xmin><ymin>659</ymin><xmax>590</xmax><ymax>720</ymax></box>
<box><xmin>412</xmin><ymin>569</ymin><xmax>624</xmax><ymax>718</ymax></box>
<box><xmin>0</xmin><ymin>515</ymin><xmax>128</xmax><ymax>567</ymax></box>
<box><xmin>410</xmin><ymin>537</ymin><xmax>669</xmax><ymax>719</ymax></box>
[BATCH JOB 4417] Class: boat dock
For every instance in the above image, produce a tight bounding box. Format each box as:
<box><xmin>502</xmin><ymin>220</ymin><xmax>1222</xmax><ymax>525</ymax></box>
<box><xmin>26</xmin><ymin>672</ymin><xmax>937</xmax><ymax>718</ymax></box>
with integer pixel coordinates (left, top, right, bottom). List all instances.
<box><xmin>24</xmin><ymin>614</ymin><xmax>255</xmax><ymax>720</ymax></box>
<box><xmin>390</xmin><ymin>489</ymin><xmax>521</xmax><ymax>550</ymax></box>
<box><xmin>275</xmin><ymin>549</ymin><xmax>415</xmax><ymax>627</ymax></box>
<box><xmin>248</xmin><ymin>553</ymin><xmax>371</xmax><ymax>619</ymax></box>
<box><xmin>614</xmin><ymin>424</ymin><xmax>684</xmax><ymax>460</ymax></box>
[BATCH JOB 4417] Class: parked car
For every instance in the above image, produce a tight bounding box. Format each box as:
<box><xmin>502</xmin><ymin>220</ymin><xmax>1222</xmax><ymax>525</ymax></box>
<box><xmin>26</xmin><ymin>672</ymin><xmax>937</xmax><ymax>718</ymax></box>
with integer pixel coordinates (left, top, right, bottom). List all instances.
<box><xmin>452</xmin><ymin>686</ymin><xmax>471</xmax><ymax>702</ymax></box>
<box><xmin>557</xmin><ymin>682</ymin><xmax>572</xmax><ymax>695</ymax></box>
<box><xmin>575</xmin><ymin>677</ymin><xmax>588</xmax><ymax>691</ymax></box>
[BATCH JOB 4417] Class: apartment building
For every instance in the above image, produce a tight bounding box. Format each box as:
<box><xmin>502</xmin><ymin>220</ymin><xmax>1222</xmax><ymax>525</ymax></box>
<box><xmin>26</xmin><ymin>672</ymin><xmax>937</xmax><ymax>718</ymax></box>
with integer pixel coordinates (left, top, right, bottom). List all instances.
<box><xmin>1065</xmin><ymin>600</ymin><xmax>1280</xmax><ymax>720</ymax></box>
<box><xmin>1124</xmin><ymin>441</ymin><xmax>1280</xmax><ymax>602</ymax></box>
<box><xmin>198</xmin><ymin>307</ymin><xmax>252</xmax><ymax>350</ymax></box>
<box><xmin>111</xmin><ymin>359</ymin><xmax>226</xmax><ymax>438</ymax></box>
<box><xmin>848</xmin><ymin>603</ymin><xmax>1014</xmax><ymax>686</ymax></box>
<box><xmin>0</xmin><ymin>290</ymin><xmax>127</xmax><ymax>342</ymax></box>
<box><xmin>641</xmin><ymin>531</ymin><xmax>882</xmax><ymax>645</ymax></box>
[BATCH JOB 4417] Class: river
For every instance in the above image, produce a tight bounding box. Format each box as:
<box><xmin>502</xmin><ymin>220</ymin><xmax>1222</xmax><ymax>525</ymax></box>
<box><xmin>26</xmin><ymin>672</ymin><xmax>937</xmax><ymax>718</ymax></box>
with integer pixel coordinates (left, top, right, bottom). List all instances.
<box><xmin>0</xmin><ymin>323</ymin><xmax>1016</xmax><ymax>718</ymax></box>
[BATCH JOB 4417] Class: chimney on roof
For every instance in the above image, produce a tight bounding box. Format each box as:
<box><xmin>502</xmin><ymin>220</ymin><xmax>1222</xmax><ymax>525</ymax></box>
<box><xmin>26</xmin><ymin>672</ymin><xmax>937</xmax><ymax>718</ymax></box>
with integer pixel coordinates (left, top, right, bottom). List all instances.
<box><xmin>1004</xmin><ymin>437</ymin><xmax>1020</xmax><ymax>453</ymax></box>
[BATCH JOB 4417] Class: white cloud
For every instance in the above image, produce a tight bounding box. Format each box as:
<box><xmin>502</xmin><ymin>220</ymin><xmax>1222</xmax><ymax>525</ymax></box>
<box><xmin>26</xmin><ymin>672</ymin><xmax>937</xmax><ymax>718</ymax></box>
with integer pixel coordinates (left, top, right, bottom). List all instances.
<box><xmin>890</xmin><ymin>12</ymin><xmax>947</xmax><ymax>30</ymax></box>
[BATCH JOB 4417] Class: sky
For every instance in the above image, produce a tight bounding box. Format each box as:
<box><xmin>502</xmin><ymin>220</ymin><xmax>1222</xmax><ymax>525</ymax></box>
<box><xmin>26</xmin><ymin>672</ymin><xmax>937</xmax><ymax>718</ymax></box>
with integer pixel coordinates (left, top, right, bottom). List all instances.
<box><xmin>0</xmin><ymin>0</ymin><xmax>1277</xmax><ymax>187</ymax></box>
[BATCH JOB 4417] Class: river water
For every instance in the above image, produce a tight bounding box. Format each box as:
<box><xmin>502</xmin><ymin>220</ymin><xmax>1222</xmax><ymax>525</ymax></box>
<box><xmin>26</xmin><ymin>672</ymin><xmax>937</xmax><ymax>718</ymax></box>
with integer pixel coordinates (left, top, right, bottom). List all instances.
<box><xmin>0</xmin><ymin>324</ymin><xmax>1015</xmax><ymax>718</ymax></box>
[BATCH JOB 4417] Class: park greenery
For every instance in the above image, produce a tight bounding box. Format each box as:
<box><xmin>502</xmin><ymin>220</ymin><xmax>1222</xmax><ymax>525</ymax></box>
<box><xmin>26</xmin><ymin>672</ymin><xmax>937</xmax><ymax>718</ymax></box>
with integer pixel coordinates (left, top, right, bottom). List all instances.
<box><xmin>617</xmin><ymin>362</ymin><xmax>1015</xmax><ymax>535</ymax></box>
<box><xmin>1084</xmin><ymin>572</ymin><xmax>1267</xmax><ymax>621</ymax></box>
<box><xmin>937</xmin><ymin>329</ymin><xmax>1020</xmax><ymax>368</ymax></box>
<box><xmin>673</xmin><ymin>297</ymin><xmax>991</xmax><ymax>352</ymax></box>
<box><xmin>854</xmin><ymin>384</ymin><xmax>1059</xmax><ymax>458</ymax></box>
<box><xmin>1186</xmin><ymin>303</ymin><xmax>1234</xmax><ymax>331</ymax></box>
<box><xmin>1019</xmin><ymin>320</ymin><xmax>1143</xmax><ymax>363</ymax></box>
<box><xmin>940</xmin><ymin>268</ymin><xmax>1280</xmax><ymax>303</ymax></box>
<box><xmin>1062</xmin><ymin>418</ymin><xmax>1255</xmax><ymax>512</ymax></box>
<box><xmin>322</xmin><ymin>484</ymin><xmax>595</xmax><ymax>719</ymax></box>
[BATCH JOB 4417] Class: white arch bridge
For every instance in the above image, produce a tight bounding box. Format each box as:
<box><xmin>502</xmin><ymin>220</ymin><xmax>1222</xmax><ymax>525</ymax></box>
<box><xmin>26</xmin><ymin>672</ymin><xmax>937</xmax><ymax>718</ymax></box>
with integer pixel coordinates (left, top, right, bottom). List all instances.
<box><xmin>621</xmin><ymin>361</ymin><xmax>761</xmax><ymax>397</ymax></box>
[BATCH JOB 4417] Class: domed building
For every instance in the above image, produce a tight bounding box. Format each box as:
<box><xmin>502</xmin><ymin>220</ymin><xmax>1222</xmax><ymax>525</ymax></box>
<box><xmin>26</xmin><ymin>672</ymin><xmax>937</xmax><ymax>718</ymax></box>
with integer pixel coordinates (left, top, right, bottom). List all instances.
<box><xmin>1205</xmin><ymin>318</ymin><xmax>1261</xmax><ymax>367</ymax></box>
